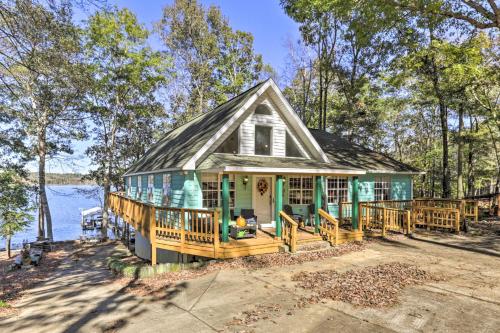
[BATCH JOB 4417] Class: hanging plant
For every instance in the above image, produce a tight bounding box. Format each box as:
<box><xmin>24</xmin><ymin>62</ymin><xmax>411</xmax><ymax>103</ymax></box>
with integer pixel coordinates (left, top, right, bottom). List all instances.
<box><xmin>257</xmin><ymin>178</ymin><xmax>268</xmax><ymax>196</ymax></box>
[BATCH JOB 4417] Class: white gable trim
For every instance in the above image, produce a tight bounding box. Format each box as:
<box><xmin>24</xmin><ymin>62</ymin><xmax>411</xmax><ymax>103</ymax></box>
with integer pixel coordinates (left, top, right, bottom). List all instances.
<box><xmin>182</xmin><ymin>78</ymin><xmax>329</xmax><ymax>170</ymax></box>
<box><xmin>182</xmin><ymin>80</ymin><xmax>272</xmax><ymax>170</ymax></box>
<box><xmin>268</xmin><ymin>80</ymin><xmax>329</xmax><ymax>162</ymax></box>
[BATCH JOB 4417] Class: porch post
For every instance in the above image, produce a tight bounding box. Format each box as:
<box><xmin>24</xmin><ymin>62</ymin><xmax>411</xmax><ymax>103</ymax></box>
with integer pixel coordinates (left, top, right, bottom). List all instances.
<box><xmin>314</xmin><ymin>176</ymin><xmax>322</xmax><ymax>234</ymax></box>
<box><xmin>352</xmin><ymin>176</ymin><xmax>359</xmax><ymax>230</ymax></box>
<box><xmin>222</xmin><ymin>174</ymin><xmax>230</xmax><ymax>242</ymax></box>
<box><xmin>275</xmin><ymin>175</ymin><xmax>283</xmax><ymax>238</ymax></box>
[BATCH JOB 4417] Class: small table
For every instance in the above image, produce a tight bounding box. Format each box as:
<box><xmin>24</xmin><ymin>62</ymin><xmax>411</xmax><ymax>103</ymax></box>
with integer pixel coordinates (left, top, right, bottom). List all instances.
<box><xmin>230</xmin><ymin>224</ymin><xmax>257</xmax><ymax>239</ymax></box>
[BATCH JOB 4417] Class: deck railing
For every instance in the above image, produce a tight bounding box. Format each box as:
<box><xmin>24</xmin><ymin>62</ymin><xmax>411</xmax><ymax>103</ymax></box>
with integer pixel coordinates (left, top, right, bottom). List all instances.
<box><xmin>318</xmin><ymin>208</ymin><xmax>339</xmax><ymax>245</ymax></box>
<box><xmin>108</xmin><ymin>192</ymin><xmax>219</xmax><ymax>261</ymax></box>
<box><xmin>280</xmin><ymin>211</ymin><xmax>298</xmax><ymax>253</ymax></box>
<box><xmin>411</xmin><ymin>206</ymin><xmax>460</xmax><ymax>233</ymax></box>
<box><xmin>360</xmin><ymin>204</ymin><xmax>411</xmax><ymax>235</ymax></box>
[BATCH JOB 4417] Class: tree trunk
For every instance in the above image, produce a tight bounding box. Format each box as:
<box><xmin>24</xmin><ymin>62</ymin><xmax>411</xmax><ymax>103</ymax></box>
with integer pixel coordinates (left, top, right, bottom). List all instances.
<box><xmin>38</xmin><ymin>123</ymin><xmax>53</xmax><ymax>241</ymax></box>
<box><xmin>457</xmin><ymin>103</ymin><xmax>464</xmax><ymax>199</ymax></box>
<box><xmin>6</xmin><ymin>235</ymin><xmax>11</xmax><ymax>259</ymax></box>
<box><xmin>101</xmin><ymin>120</ymin><xmax>118</xmax><ymax>241</ymax></box>
<box><xmin>466</xmin><ymin>114</ymin><xmax>475</xmax><ymax>196</ymax></box>
<box><xmin>438</xmin><ymin>100</ymin><xmax>451</xmax><ymax>198</ymax></box>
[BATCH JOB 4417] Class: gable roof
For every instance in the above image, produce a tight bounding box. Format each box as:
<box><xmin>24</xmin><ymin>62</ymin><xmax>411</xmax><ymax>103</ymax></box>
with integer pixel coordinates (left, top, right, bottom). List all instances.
<box><xmin>124</xmin><ymin>81</ymin><xmax>266</xmax><ymax>176</ymax></box>
<box><xmin>309</xmin><ymin>129</ymin><xmax>420</xmax><ymax>173</ymax></box>
<box><xmin>125</xmin><ymin>79</ymin><xmax>421</xmax><ymax>176</ymax></box>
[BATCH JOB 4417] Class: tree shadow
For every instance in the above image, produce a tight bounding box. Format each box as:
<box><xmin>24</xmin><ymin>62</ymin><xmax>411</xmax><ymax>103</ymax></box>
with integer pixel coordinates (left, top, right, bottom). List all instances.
<box><xmin>410</xmin><ymin>234</ymin><xmax>500</xmax><ymax>258</ymax></box>
<box><xmin>0</xmin><ymin>242</ymin><xmax>189</xmax><ymax>333</ymax></box>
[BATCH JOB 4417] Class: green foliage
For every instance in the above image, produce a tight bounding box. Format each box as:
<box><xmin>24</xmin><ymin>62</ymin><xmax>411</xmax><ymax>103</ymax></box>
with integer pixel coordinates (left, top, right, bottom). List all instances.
<box><xmin>0</xmin><ymin>170</ymin><xmax>33</xmax><ymax>241</ymax></box>
<box><xmin>282</xmin><ymin>0</ymin><xmax>499</xmax><ymax>197</ymax></box>
<box><xmin>83</xmin><ymin>7</ymin><xmax>169</xmax><ymax>190</ymax></box>
<box><xmin>157</xmin><ymin>0</ymin><xmax>270</xmax><ymax>123</ymax></box>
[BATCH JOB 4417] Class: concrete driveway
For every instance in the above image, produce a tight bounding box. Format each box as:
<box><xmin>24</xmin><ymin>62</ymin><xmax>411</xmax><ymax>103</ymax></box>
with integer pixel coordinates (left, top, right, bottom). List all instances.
<box><xmin>1</xmin><ymin>234</ymin><xmax>499</xmax><ymax>333</ymax></box>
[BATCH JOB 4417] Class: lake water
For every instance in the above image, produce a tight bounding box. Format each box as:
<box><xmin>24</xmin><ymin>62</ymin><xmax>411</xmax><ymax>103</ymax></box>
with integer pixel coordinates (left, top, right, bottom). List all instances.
<box><xmin>5</xmin><ymin>185</ymin><xmax>106</xmax><ymax>250</ymax></box>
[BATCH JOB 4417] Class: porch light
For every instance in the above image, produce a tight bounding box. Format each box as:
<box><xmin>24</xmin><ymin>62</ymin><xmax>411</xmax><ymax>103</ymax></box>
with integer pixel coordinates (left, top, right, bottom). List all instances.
<box><xmin>242</xmin><ymin>175</ymin><xmax>249</xmax><ymax>188</ymax></box>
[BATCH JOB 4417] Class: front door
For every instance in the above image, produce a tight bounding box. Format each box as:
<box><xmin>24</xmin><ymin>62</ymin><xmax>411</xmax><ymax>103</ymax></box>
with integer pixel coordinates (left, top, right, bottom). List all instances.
<box><xmin>254</xmin><ymin>176</ymin><xmax>273</xmax><ymax>224</ymax></box>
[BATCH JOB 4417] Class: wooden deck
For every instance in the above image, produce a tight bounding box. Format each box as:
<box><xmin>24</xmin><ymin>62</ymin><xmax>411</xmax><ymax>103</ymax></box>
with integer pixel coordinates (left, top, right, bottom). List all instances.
<box><xmin>108</xmin><ymin>192</ymin><xmax>364</xmax><ymax>263</ymax></box>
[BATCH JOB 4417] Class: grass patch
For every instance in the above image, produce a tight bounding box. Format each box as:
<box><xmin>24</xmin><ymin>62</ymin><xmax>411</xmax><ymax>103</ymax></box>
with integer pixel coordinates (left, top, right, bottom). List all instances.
<box><xmin>0</xmin><ymin>300</ymin><xmax>11</xmax><ymax>308</ymax></box>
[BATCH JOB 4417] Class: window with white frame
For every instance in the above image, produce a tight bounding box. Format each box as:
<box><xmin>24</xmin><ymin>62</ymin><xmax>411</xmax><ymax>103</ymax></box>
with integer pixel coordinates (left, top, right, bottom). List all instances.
<box><xmin>374</xmin><ymin>176</ymin><xmax>391</xmax><ymax>201</ymax></box>
<box><xmin>327</xmin><ymin>177</ymin><xmax>349</xmax><ymax>204</ymax></box>
<box><xmin>162</xmin><ymin>174</ymin><xmax>171</xmax><ymax>206</ymax></box>
<box><xmin>288</xmin><ymin>176</ymin><xmax>313</xmax><ymax>205</ymax></box>
<box><xmin>201</xmin><ymin>174</ymin><xmax>235</xmax><ymax>209</ymax></box>
<box><xmin>137</xmin><ymin>176</ymin><xmax>142</xmax><ymax>199</ymax></box>
<box><xmin>126</xmin><ymin>177</ymin><xmax>131</xmax><ymax>197</ymax></box>
<box><xmin>147</xmin><ymin>175</ymin><xmax>154</xmax><ymax>201</ymax></box>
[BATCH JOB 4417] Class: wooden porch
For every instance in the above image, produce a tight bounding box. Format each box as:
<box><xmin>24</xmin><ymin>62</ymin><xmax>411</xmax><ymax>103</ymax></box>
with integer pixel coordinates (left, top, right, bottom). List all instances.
<box><xmin>107</xmin><ymin>192</ymin><xmax>362</xmax><ymax>263</ymax></box>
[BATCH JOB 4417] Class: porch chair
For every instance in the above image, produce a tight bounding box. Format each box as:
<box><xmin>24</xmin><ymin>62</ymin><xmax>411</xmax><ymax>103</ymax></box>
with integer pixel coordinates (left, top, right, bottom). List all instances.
<box><xmin>240</xmin><ymin>209</ymin><xmax>258</xmax><ymax>226</ymax></box>
<box><xmin>283</xmin><ymin>205</ymin><xmax>304</xmax><ymax>227</ymax></box>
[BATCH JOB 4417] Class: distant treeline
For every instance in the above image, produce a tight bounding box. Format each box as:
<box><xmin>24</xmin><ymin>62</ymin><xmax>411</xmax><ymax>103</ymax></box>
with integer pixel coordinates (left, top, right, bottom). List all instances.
<box><xmin>29</xmin><ymin>173</ymin><xmax>95</xmax><ymax>185</ymax></box>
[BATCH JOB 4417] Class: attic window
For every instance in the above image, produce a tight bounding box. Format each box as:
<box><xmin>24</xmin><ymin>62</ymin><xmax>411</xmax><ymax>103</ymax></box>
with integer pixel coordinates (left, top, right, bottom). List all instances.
<box><xmin>216</xmin><ymin>128</ymin><xmax>239</xmax><ymax>154</ymax></box>
<box><xmin>255</xmin><ymin>104</ymin><xmax>272</xmax><ymax>115</ymax></box>
<box><xmin>286</xmin><ymin>132</ymin><xmax>303</xmax><ymax>157</ymax></box>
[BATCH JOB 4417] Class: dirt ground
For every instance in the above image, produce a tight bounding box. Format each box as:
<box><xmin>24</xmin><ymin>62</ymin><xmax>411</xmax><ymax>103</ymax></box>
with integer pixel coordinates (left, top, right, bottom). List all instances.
<box><xmin>0</xmin><ymin>222</ymin><xmax>499</xmax><ymax>333</ymax></box>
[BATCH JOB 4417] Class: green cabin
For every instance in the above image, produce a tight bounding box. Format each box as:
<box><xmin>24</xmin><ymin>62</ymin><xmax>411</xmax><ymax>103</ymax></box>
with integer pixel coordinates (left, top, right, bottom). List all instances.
<box><xmin>121</xmin><ymin>79</ymin><xmax>420</xmax><ymax>261</ymax></box>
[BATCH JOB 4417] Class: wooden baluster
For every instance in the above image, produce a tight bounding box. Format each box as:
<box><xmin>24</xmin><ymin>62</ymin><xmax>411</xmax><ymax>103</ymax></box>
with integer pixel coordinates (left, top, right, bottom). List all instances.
<box><xmin>382</xmin><ymin>207</ymin><xmax>387</xmax><ymax>237</ymax></box>
<box><xmin>213</xmin><ymin>210</ymin><xmax>219</xmax><ymax>258</ymax></box>
<box><xmin>474</xmin><ymin>201</ymin><xmax>478</xmax><ymax>223</ymax></box>
<box><xmin>339</xmin><ymin>202</ymin><xmax>343</xmax><ymax>224</ymax></box>
<box><xmin>150</xmin><ymin>206</ymin><xmax>157</xmax><ymax>266</ymax></box>
<box><xmin>180</xmin><ymin>209</ymin><xmax>185</xmax><ymax>253</ymax></box>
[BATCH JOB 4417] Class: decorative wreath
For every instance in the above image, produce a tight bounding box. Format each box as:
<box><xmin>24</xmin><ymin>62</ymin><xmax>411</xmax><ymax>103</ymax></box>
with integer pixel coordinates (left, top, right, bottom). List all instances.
<box><xmin>257</xmin><ymin>178</ymin><xmax>269</xmax><ymax>196</ymax></box>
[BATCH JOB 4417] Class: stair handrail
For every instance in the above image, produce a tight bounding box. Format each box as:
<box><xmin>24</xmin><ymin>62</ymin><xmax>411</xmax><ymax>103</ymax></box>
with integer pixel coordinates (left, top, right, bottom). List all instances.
<box><xmin>318</xmin><ymin>208</ymin><xmax>339</xmax><ymax>245</ymax></box>
<box><xmin>280</xmin><ymin>211</ymin><xmax>298</xmax><ymax>253</ymax></box>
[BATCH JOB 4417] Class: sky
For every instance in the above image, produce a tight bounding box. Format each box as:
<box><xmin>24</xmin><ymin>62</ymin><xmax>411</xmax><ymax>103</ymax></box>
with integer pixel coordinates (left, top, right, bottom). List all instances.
<box><xmin>34</xmin><ymin>0</ymin><xmax>301</xmax><ymax>174</ymax></box>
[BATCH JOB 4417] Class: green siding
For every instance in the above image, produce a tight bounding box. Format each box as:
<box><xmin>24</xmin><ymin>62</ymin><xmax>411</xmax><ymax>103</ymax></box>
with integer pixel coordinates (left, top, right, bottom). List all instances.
<box><xmin>140</xmin><ymin>175</ymin><xmax>148</xmax><ymax>202</ymax></box>
<box><xmin>391</xmin><ymin>175</ymin><xmax>412</xmax><ymax>200</ymax></box>
<box><xmin>234</xmin><ymin>175</ymin><xmax>252</xmax><ymax>216</ymax></box>
<box><xmin>130</xmin><ymin>175</ymin><xmax>138</xmax><ymax>199</ymax></box>
<box><xmin>170</xmin><ymin>172</ymin><xmax>185</xmax><ymax>208</ymax></box>
<box><xmin>358</xmin><ymin>175</ymin><xmax>375</xmax><ymax>202</ymax></box>
<box><xmin>153</xmin><ymin>173</ymin><xmax>163</xmax><ymax>206</ymax></box>
<box><xmin>184</xmin><ymin>171</ymin><xmax>202</xmax><ymax>208</ymax></box>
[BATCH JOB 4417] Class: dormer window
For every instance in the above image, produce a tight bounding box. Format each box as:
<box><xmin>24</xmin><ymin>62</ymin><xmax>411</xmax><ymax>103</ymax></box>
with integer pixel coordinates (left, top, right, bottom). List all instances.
<box><xmin>255</xmin><ymin>125</ymin><xmax>271</xmax><ymax>155</ymax></box>
<box><xmin>255</xmin><ymin>104</ymin><xmax>272</xmax><ymax>115</ymax></box>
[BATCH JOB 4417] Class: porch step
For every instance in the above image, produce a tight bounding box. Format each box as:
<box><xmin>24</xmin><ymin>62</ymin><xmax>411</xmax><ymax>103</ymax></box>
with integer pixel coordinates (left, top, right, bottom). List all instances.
<box><xmin>296</xmin><ymin>240</ymin><xmax>331</xmax><ymax>253</ymax></box>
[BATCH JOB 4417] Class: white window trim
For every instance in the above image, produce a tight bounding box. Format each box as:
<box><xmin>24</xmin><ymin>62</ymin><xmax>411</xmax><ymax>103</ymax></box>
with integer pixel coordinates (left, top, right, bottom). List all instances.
<box><xmin>137</xmin><ymin>176</ymin><xmax>143</xmax><ymax>198</ymax></box>
<box><xmin>288</xmin><ymin>175</ymin><xmax>314</xmax><ymax>205</ymax></box>
<box><xmin>326</xmin><ymin>176</ymin><xmax>349</xmax><ymax>204</ymax></box>
<box><xmin>201</xmin><ymin>173</ymin><xmax>236</xmax><ymax>209</ymax></box>
<box><xmin>374</xmin><ymin>176</ymin><xmax>391</xmax><ymax>201</ymax></box>
<box><xmin>182</xmin><ymin>79</ymin><xmax>329</xmax><ymax>170</ymax></box>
